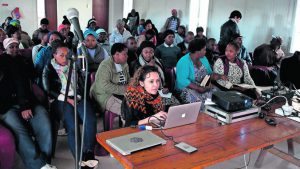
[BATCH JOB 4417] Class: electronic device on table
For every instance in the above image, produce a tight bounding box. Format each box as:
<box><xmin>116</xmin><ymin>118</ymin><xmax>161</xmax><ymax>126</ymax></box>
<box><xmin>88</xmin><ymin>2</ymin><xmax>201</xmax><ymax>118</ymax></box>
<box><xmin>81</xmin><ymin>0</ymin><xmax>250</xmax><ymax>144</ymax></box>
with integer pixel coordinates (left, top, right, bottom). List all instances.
<box><xmin>275</xmin><ymin>107</ymin><xmax>300</xmax><ymax>122</ymax></box>
<box><xmin>205</xmin><ymin>105</ymin><xmax>260</xmax><ymax>124</ymax></box>
<box><xmin>106</xmin><ymin>130</ymin><xmax>166</xmax><ymax>156</ymax></box>
<box><xmin>151</xmin><ymin>102</ymin><xmax>201</xmax><ymax>129</ymax></box>
<box><xmin>262</xmin><ymin>88</ymin><xmax>294</xmax><ymax>101</ymax></box>
<box><xmin>261</xmin><ymin>81</ymin><xmax>295</xmax><ymax>102</ymax></box>
<box><xmin>212</xmin><ymin>91</ymin><xmax>253</xmax><ymax>112</ymax></box>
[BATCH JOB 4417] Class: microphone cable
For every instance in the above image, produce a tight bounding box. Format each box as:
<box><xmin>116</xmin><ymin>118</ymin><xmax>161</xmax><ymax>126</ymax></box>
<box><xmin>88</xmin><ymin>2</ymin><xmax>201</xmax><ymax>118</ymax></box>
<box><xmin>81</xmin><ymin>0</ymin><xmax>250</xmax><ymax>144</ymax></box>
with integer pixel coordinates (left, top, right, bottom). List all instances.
<box><xmin>148</xmin><ymin>116</ymin><xmax>178</xmax><ymax>144</ymax></box>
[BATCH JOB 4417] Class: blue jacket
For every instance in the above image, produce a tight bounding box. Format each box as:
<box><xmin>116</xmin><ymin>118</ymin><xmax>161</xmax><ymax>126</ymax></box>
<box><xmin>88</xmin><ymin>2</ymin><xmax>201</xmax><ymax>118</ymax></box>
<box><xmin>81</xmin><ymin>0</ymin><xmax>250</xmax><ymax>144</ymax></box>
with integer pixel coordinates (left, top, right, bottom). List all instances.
<box><xmin>176</xmin><ymin>53</ymin><xmax>212</xmax><ymax>90</ymax></box>
<box><xmin>34</xmin><ymin>46</ymin><xmax>53</xmax><ymax>75</ymax></box>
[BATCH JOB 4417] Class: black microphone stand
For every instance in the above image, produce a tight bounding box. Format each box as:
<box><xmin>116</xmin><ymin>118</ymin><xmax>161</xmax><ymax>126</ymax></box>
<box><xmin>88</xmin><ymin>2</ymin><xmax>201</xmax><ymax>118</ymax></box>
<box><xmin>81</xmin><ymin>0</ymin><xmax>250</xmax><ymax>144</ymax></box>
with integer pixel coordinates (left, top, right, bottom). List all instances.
<box><xmin>66</xmin><ymin>8</ymin><xmax>90</xmax><ymax>169</ymax></box>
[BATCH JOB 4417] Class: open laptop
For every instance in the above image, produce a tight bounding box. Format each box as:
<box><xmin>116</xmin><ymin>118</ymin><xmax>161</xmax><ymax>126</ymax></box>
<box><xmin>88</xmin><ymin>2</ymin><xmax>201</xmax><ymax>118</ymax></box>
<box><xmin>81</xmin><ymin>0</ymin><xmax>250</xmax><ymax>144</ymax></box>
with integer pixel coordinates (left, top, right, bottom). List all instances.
<box><xmin>152</xmin><ymin>102</ymin><xmax>202</xmax><ymax>129</ymax></box>
<box><xmin>106</xmin><ymin>130</ymin><xmax>166</xmax><ymax>155</ymax></box>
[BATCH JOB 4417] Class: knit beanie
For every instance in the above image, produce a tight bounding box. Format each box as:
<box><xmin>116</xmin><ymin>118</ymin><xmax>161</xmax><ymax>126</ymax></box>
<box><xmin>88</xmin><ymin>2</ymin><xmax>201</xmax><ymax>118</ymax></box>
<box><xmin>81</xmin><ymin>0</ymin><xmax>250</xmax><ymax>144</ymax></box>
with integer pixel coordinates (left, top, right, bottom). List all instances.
<box><xmin>87</xmin><ymin>18</ymin><xmax>97</xmax><ymax>28</ymax></box>
<box><xmin>9</xmin><ymin>19</ymin><xmax>20</xmax><ymax>27</ymax></box>
<box><xmin>3</xmin><ymin>38</ymin><xmax>19</xmax><ymax>49</ymax></box>
<box><xmin>57</xmin><ymin>24</ymin><xmax>65</xmax><ymax>32</ymax></box>
<box><xmin>83</xmin><ymin>29</ymin><xmax>97</xmax><ymax>39</ymax></box>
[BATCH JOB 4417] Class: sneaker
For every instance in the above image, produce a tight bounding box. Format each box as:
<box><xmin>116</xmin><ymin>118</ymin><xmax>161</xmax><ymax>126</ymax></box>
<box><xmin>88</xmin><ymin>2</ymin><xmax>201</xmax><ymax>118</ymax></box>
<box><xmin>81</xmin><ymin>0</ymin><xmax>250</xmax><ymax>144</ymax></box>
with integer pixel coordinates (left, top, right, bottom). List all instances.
<box><xmin>80</xmin><ymin>151</ymin><xmax>98</xmax><ymax>169</ymax></box>
<box><xmin>80</xmin><ymin>160</ymin><xmax>98</xmax><ymax>169</ymax></box>
<box><xmin>41</xmin><ymin>164</ymin><xmax>57</xmax><ymax>169</ymax></box>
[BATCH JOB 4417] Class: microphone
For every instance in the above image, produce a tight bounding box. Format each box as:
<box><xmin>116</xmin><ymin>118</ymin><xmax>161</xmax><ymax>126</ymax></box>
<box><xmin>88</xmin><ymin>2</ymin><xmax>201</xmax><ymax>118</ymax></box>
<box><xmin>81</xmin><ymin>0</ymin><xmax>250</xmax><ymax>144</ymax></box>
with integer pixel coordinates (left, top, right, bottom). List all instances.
<box><xmin>67</xmin><ymin>8</ymin><xmax>84</xmax><ymax>43</ymax></box>
<box><xmin>67</xmin><ymin>8</ymin><xmax>88</xmax><ymax>71</ymax></box>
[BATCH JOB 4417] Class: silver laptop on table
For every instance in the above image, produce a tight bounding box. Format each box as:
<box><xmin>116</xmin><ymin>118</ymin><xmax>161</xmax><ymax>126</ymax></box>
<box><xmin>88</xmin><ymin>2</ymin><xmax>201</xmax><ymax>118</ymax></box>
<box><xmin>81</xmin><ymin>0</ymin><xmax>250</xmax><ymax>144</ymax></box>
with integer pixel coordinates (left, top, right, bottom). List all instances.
<box><xmin>152</xmin><ymin>102</ymin><xmax>202</xmax><ymax>129</ymax></box>
<box><xmin>106</xmin><ymin>130</ymin><xmax>166</xmax><ymax>156</ymax></box>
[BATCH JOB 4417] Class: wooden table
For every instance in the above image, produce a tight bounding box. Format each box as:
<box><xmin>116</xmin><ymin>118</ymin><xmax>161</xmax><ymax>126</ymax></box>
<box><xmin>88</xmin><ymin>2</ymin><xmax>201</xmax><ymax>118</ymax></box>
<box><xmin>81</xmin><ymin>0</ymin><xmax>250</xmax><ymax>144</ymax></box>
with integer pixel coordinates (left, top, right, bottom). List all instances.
<box><xmin>96</xmin><ymin>113</ymin><xmax>300</xmax><ymax>169</ymax></box>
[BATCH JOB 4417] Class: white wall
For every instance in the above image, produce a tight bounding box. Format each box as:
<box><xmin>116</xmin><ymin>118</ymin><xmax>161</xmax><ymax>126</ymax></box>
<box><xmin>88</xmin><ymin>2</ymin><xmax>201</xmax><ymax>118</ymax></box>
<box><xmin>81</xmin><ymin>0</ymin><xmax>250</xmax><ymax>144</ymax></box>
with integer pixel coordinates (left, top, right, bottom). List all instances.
<box><xmin>57</xmin><ymin>0</ymin><xmax>92</xmax><ymax>32</ymax></box>
<box><xmin>1</xmin><ymin>0</ymin><xmax>295</xmax><ymax>53</ymax></box>
<box><xmin>108</xmin><ymin>0</ymin><xmax>124</xmax><ymax>33</ymax></box>
<box><xmin>0</xmin><ymin>0</ymin><xmax>38</xmax><ymax>36</ymax></box>
<box><xmin>207</xmin><ymin>0</ymin><xmax>296</xmax><ymax>53</ymax></box>
<box><xmin>133</xmin><ymin>0</ymin><xmax>190</xmax><ymax>32</ymax></box>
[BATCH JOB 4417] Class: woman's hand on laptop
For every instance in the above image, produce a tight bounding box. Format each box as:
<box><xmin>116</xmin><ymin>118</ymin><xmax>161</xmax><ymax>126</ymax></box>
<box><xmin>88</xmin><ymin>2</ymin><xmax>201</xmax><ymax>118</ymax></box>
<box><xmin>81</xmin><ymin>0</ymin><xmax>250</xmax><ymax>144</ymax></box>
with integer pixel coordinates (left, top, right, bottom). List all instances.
<box><xmin>139</xmin><ymin>112</ymin><xmax>168</xmax><ymax>126</ymax></box>
<box><xmin>154</xmin><ymin>111</ymin><xmax>168</xmax><ymax>121</ymax></box>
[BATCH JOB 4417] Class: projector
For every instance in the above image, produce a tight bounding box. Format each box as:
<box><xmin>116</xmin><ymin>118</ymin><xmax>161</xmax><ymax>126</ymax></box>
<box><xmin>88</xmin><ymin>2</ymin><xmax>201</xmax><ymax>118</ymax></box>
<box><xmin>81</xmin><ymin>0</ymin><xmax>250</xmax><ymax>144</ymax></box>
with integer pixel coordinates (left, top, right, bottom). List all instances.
<box><xmin>212</xmin><ymin>91</ymin><xmax>253</xmax><ymax>111</ymax></box>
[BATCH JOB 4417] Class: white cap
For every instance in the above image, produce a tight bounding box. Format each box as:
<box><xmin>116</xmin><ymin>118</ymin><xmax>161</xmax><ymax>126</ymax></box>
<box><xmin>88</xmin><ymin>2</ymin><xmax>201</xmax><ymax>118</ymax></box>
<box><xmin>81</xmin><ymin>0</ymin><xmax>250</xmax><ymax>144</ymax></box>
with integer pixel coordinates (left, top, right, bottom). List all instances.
<box><xmin>3</xmin><ymin>38</ymin><xmax>19</xmax><ymax>49</ymax></box>
<box><xmin>96</xmin><ymin>28</ymin><xmax>106</xmax><ymax>34</ymax></box>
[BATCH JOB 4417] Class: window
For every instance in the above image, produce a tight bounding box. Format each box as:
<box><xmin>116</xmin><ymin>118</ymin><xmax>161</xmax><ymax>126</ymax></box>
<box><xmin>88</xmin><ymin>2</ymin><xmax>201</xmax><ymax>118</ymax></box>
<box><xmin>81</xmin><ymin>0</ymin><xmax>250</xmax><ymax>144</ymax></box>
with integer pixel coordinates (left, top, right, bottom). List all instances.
<box><xmin>290</xmin><ymin>0</ymin><xmax>300</xmax><ymax>53</ymax></box>
<box><xmin>123</xmin><ymin>0</ymin><xmax>133</xmax><ymax>19</ymax></box>
<box><xmin>189</xmin><ymin>0</ymin><xmax>210</xmax><ymax>35</ymax></box>
<box><xmin>37</xmin><ymin>0</ymin><xmax>45</xmax><ymax>27</ymax></box>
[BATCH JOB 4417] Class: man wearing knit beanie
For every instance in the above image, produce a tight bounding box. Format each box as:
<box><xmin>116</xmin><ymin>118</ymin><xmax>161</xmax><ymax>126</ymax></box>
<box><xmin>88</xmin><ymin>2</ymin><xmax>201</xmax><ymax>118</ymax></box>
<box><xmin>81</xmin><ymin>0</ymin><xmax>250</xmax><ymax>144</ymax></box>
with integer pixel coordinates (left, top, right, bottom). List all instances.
<box><xmin>32</xmin><ymin>18</ymin><xmax>50</xmax><ymax>45</ymax></box>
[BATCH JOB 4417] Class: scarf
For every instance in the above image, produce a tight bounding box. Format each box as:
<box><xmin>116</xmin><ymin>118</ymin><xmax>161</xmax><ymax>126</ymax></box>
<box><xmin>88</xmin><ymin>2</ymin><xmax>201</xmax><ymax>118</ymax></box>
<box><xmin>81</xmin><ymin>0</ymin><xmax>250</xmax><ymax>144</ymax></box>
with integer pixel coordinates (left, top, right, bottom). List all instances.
<box><xmin>51</xmin><ymin>58</ymin><xmax>74</xmax><ymax>96</ymax></box>
<box><xmin>138</xmin><ymin>55</ymin><xmax>165</xmax><ymax>84</ymax></box>
<box><xmin>125</xmin><ymin>85</ymin><xmax>163</xmax><ymax>114</ymax></box>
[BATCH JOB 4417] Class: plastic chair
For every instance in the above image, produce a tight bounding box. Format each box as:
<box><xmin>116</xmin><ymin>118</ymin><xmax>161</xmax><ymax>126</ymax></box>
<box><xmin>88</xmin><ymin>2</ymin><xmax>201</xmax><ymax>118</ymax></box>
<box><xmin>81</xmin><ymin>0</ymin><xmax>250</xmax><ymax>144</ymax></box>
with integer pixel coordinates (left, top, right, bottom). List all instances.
<box><xmin>104</xmin><ymin>110</ymin><xmax>120</xmax><ymax>131</ymax></box>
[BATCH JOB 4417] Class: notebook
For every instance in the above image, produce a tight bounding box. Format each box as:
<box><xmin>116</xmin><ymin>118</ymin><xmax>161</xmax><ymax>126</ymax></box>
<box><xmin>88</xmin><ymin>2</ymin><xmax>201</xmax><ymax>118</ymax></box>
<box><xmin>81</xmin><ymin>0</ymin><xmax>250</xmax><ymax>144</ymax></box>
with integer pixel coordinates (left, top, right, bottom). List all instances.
<box><xmin>106</xmin><ymin>130</ymin><xmax>166</xmax><ymax>156</ymax></box>
<box><xmin>151</xmin><ymin>102</ymin><xmax>202</xmax><ymax>129</ymax></box>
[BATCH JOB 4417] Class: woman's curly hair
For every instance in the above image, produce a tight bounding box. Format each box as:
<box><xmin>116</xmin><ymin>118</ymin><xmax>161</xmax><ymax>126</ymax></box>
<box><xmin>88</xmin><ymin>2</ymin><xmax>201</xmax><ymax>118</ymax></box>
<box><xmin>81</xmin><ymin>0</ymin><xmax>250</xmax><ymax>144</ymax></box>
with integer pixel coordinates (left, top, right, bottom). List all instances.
<box><xmin>130</xmin><ymin>65</ymin><xmax>160</xmax><ymax>87</ymax></box>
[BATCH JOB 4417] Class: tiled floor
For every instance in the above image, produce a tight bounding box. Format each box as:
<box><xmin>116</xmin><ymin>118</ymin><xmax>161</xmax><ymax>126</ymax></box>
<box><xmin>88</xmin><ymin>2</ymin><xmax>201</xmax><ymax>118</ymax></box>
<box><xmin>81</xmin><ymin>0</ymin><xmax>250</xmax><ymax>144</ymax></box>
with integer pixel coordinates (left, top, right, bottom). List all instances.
<box><xmin>13</xmin><ymin>117</ymin><xmax>300</xmax><ymax>169</ymax></box>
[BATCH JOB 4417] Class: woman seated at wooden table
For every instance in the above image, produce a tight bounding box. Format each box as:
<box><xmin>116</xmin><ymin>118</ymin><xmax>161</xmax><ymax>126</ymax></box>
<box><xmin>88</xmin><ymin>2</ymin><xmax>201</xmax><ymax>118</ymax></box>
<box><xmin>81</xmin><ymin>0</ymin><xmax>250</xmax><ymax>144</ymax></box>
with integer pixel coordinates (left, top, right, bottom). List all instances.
<box><xmin>176</xmin><ymin>38</ymin><xmax>227</xmax><ymax>111</ymax></box>
<box><xmin>213</xmin><ymin>41</ymin><xmax>260</xmax><ymax>99</ymax></box>
<box><xmin>122</xmin><ymin>65</ymin><xmax>167</xmax><ymax>127</ymax></box>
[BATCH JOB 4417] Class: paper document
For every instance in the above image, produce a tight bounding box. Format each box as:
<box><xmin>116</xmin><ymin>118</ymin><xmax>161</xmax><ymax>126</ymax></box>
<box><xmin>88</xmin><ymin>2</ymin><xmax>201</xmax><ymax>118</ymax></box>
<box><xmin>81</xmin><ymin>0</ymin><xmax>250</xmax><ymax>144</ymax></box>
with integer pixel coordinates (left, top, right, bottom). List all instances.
<box><xmin>158</xmin><ymin>90</ymin><xmax>172</xmax><ymax>98</ymax></box>
<box><xmin>204</xmin><ymin>98</ymin><xmax>216</xmax><ymax>105</ymax></box>
<box><xmin>200</xmin><ymin>75</ymin><xmax>210</xmax><ymax>87</ymax></box>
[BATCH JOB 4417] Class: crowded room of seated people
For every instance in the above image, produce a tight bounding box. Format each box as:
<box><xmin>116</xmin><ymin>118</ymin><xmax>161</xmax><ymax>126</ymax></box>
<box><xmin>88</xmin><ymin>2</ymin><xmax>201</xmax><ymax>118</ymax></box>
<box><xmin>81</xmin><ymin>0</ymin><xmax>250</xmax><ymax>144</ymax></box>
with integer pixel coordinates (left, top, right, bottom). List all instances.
<box><xmin>1</xmin><ymin>0</ymin><xmax>300</xmax><ymax>169</ymax></box>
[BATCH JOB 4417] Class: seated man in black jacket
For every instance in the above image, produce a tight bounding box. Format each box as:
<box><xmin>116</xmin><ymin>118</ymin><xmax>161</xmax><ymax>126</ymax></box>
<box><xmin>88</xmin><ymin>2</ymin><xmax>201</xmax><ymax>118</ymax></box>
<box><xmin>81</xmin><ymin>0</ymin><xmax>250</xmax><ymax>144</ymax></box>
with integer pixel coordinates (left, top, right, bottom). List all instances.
<box><xmin>0</xmin><ymin>38</ymin><xmax>56</xmax><ymax>169</ymax></box>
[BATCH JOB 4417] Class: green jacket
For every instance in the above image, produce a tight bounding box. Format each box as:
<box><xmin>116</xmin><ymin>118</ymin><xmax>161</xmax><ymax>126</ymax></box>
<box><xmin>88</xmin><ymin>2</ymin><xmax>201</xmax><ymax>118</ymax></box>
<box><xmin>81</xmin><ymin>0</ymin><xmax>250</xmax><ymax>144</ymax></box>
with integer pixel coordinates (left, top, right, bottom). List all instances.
<box><xmin>90</xmin><ymin>57</ymin><xmax>130</xmax><ymax>111</ymax></box>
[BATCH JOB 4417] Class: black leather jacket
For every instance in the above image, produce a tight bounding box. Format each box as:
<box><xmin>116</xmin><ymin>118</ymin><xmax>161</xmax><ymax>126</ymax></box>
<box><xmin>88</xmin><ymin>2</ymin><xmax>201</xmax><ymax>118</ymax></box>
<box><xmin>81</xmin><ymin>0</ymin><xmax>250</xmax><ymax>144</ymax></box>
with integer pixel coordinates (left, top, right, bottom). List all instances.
<box><xmin>42</xmin><ymin>62</ymin><xmax>85</xmax><ymax>100</ymax></box>
<box><xmin>219</xmin><ymin>19</ymin><xmax>240</xmax><ymax>47</ymax></box>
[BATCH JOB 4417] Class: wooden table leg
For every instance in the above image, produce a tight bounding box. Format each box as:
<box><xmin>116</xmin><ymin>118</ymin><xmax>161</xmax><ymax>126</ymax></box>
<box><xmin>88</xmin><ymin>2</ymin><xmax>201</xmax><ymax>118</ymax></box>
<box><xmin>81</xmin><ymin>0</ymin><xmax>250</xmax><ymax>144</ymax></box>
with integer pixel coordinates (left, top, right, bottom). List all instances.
<box><xmin>254</xmin><ymin>145</ymin><xmax>273</xmax><ymax>168</ymax></box>
<box><xmin>287</xmin><ymin>138</ymin><xmax>294</xmax><ymax>156</ymax></box>
<box><xmin>293</xmin><ymin>136</ymin><xmax>300</xmax><ymax>144</ymax></box>
<box><xmin>268</xmin><ymin>147</ymin><xmax>300</xmax><ymax>167</ymax></box>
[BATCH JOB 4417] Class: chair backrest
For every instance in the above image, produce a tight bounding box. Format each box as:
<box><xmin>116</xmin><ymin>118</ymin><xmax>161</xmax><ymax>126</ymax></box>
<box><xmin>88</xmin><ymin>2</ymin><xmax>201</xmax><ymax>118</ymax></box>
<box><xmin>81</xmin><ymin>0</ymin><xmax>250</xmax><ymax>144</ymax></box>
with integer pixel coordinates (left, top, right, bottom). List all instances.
<box><xmin>90</xmin><ymin>72</ymin><xmax>96</xmax><ymax>85</ymax></box>
<box><xmin>249</xmin><ymin>66</ymin><xmax>277</xmax><ymax>86</ymax></box>
<box><xmin>169</xmin><ymin>67</ymin><xmax>176</xmax><ymax>92</ymax></box>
